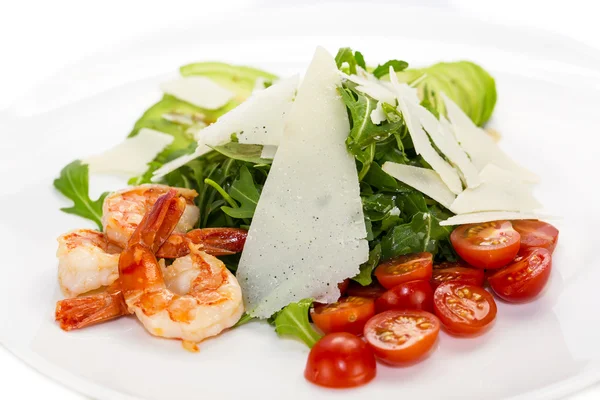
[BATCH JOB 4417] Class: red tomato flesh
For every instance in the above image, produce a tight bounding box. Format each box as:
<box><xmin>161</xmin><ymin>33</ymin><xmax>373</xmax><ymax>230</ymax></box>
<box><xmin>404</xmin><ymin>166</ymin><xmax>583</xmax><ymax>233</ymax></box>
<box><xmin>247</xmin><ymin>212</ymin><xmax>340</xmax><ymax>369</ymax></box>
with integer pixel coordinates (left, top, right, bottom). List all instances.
<box><xmin>511</xmin><ymin>220</ymin><xmax>559</xmax><ymax>254</ymax></box>
<box><xmin>488</xmin><ymin>247</ymin><xmax>552</xmax><ymax>302</ymax></box>
<box><xmin>305</xmin><ymin>332</ymin><xmax>376</xmax><ymax>388</ymax></box>
<box><xmin>431</xmin><ymin>265</ymin><xmax>485</xmax><ymax>290</ymax></box>
<box><xmin>433</xmin><ymin>282</ymin><xmax>497</xmax><ymax>335</ymax></box>
<box><xmin>346</xmin><ymin>281</ymin><xmax>387</xmax><ymax>299</ymax></box>
<box><xmin>375</xmin><ymin>252</ymin><xmax>433</xmax><ymax>289</ymax></box>
<box><xmin>375</xmin><ymin>280</ymin><xmax>434</xmax><ymax>313</ymax></box>
<box><xmin>364</xmin><ymin>310</ymin><xmax>440</xmax><ymax>364</ymax></box>
<box><xmin>450</xmin><ymin>221</ymin><xmax>520</xmax><ymax>269</ymax></box>
<box><xmin>311</xmin><ymin>297</ymin><xmax>375</xmax><ymax>335</ymax></box>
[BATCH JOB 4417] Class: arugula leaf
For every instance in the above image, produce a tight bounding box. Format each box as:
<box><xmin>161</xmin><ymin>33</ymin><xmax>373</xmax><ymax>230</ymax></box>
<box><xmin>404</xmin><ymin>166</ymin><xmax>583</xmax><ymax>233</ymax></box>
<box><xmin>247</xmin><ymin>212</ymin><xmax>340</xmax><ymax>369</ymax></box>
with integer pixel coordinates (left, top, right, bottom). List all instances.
<box><xmin>381</xmin><ymin>212</ymin><xmax>431</xmax><ymax>259</ymax></box>
<box><xmin>353</xmin><ymin>244</ymin><xmax>382</xmax><ymax>286</ymax></box>
<box><xmin>334</xmin><ymin>47</ymin><xmax>365</xmax><ymax>74</ymax></box>
<box><xmin>273</xmin><ymin>299</ymin><xmax>322</xmax><ymax>348</ymax></box>
<box><xmin>233</xmin><ymin>313</ymin><xmax>255</xmax><ymax>328</ymax></box>
<box><xmin>362</xmin><ymin>193</ymin><xmax>395</xmax><ymax>221</ymax></box>
<box><xmin>53</xmin><ymin>160</ymin><xmax>108</xmax><ymax>230</ymax></box>
<box><xmin>340</xmin><ymin>87</ymin><xmax>404</xmax><ymax>179</ymax></box>
<box><xmin>373</xmin><ymin>60</ymin><xmax>409</xmax><ymax>78</ymax></box>
<box><xmin>211</xmin><ymin>142</ymin><xmax>273</xmax><ymax>164</ymax></box>
<box><xmin>221</xmin><ymin>165</ymin><xmax>261</xmax><ymax>219</ymax></box>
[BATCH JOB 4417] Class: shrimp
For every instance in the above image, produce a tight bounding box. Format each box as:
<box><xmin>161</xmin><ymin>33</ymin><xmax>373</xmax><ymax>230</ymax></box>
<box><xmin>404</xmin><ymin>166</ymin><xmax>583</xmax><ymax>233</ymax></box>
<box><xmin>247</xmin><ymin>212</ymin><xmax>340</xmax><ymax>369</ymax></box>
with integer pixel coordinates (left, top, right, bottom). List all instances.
<box><xmin>56</xmin><ymin>226</ymin><xmax>246</xmax><ymax>298</ymax></box>
<box><xmin>57</xmin><ymin>229</ymin><xmax>122</xmax><ymax>297</ymax></box>
<box><xmin>57</xmin><ymin>190</ymin><xmax>244</xmax><ymax>342</ymax></box>
<box><xmin>102</xmin><ymin>184</ymin><xmax>200</xmax><ymax>248</ymax></box>
<box><xmin>119</xmin><ymin>190</ymin><xmax>243</xmax><ymax>342</ymax></box>
<box><xmin>55</xmin><ymin>281</ymin><xmax>128</xmax><ymax>330</ymax></box>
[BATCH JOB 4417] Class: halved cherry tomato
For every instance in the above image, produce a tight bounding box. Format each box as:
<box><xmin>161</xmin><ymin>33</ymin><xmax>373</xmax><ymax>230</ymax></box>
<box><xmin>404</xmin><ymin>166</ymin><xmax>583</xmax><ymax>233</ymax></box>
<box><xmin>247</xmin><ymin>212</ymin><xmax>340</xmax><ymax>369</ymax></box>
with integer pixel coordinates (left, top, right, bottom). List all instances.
<box><xmin>433</xmin><ymin>282</ymin><xmax>497</xmax><ymax>335</ymax></box>
<box><xmin>375</xmin><ymin>280</ymin><xmax>433</xmax><ymax>313</ymax></box>
<box><xmin>346</xmin><ymin>281</ymin><xmax>387</xmax><ymax>299</ymax></box>
<box><xmin>488</xmin><ymin>247</ymin><xmax>552</xmax><ymax>302</ymax></box>
<box><xmin>433</xmin><ymin>260</ymin><xmax>468</xmax><ymax>269</ymax></box>
<box><xmin>337</xmin><ymin>279</ymin><xmax>350</xmax><ymax>296</ymax></box>
<box><xmin>431</xmin><ymin>265</ymin><xmax>485</xmax><ymax>290</ymax></box>
<box><xmin>311</xmin><ymin>296</ymin><xmax>375</xmax><ymax>335</ymax></box>
<box><xmin>374</xmin><ymin>252</ymin><xmax>433</xmax><ymax>289</ymax></box>
<box><xmin>511</xmin><ymin>220</ymin><xmax>559</xmax><ymax>254</ymax></box>
<box><xmin>305</xmin><ymin>332</ymin><xmax>376</xmax><ymax>388</ymax></box>
<box><xmin>364</xmin><ymin>310</ymin><xmax>440</xmax><ymax>364</ymax></box>
<box><xmin>450</xmin><ymin>221</ymin><xmax>520</xmax><ymax>269</ymax></box>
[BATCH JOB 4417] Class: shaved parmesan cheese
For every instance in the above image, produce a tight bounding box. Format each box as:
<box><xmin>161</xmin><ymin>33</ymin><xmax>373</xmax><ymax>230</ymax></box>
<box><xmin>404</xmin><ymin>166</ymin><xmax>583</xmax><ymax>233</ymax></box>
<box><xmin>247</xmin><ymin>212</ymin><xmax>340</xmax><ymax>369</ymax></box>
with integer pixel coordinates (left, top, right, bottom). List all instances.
<box><xmin>440</xmin><ymin>211</ymin><xmax>551</xmax><ymax>226</ymax></box>
<box><xmin>442</xmin><ymin>92</ymin><xmax>539</xmax><ymax>182</ymax></box>
<box><xmin>450</xmin><ymin>164</ymin><xmax>541</xmax><ymax>214</ymax></box>
<box><xmin>151</xmin><ymin>145</ymin><xmax>212</xmax><ymax>180</ymax></box>
<box><xmin>200</xmin><ymin>75</ymin><xmax>298</xmax><ymax>147</ymax></box>
<box><xmin>152</xmin><ymin>76</ymin><xmax>298</xmax><ymax>179</ymax></box>
<box><xmin>388</xmin><ymin>68</ymin><xmax>421</xmax><ymax>105</ymax></box>
<box><xmin>85</xmin><ymin>128</ymin><xmax>173</xmax><ymax>177</ymax></box>
<box><xmin>260</xmin><ymin>145</ymin><xmax>277</xmax><ymax>159</ymax></box>
<box><xmin>252</xmin><ymin>77</ymin><xmax>269</xmax><ymax>93</ymax></box>
<box><xmin>371</xmin><ymin>101</ymin><xmax>386</xmax><ymax>125</ymax></box>
<box><xmin>393</xmin><ymin>87</ymin><xmax>463</xmax><ymax>194</ymax></box>
<box><xmin>237</xmin><ymin>47</ymin><xmax>368</xmax><ymax>318</ymax></box>
<box><xmin>382</xmin><ymin>162</ymin><xmax>456</xmax><ymax>209</ymax></box>
<box><xmin>160</xmin><ymin>76</ymin><xmax>234</xmax><ymax>110</ymax></box>
<box><xmin>340</xmin><ymin>72</ymin><xmax>396</xmax><ymax>104</ymax></box>
<box><xmin>414</xmin><ymin>104</ymin><xmax>480</xmax><ymax>188</ymax></box>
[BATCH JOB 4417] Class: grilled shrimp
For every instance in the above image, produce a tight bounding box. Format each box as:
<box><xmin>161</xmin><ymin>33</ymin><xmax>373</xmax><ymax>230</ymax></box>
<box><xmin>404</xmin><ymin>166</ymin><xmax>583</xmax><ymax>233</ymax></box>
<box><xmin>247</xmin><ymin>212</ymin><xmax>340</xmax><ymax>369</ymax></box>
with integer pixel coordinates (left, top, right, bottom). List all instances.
<box><xmin>102</xmin><ymin>184</ymin><xmax>200</xmax><ymax>248</ymax></box>
<box><xmin>56</xmin><ymin>190</ymin><xmax>244</xmax><ymax>342</ymax></box>
<box><xmin>57</xmin><ymin>229</ymin><xmax>121</xmax><ymax>297</ymax></box>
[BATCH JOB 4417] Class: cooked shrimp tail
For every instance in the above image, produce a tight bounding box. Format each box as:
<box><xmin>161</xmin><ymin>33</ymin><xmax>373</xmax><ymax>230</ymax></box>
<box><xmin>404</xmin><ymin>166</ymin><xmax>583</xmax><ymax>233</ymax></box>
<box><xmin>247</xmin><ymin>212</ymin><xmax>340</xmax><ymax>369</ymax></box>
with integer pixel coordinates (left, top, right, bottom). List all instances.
<box><xmin>156</xmin><ymin>228</ymin><xmax>248</xmax><ymax>258</ymax></box>
<box><xmin>55</xmin><ymin>283</ymin><xmax>127</xmax><ymax>331</ymax></box>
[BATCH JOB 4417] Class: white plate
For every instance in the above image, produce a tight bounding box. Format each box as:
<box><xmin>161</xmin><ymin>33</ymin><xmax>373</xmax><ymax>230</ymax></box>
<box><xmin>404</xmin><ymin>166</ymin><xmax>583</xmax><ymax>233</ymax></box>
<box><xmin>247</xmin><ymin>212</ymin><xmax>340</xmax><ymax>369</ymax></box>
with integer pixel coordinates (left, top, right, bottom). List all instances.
<box><xmin>1</xmin><ymin>4</ymin><xmax>600</xmax><ymax>400</ymax></box>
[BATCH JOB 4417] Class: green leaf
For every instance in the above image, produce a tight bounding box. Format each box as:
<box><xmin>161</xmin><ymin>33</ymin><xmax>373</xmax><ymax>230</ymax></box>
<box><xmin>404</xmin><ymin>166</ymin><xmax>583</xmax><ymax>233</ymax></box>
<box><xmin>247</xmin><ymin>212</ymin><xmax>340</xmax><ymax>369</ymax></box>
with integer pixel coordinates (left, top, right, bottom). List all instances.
<box><xmin>381</xmin><ymin>213</ymin><xmax>429</xmax><ymax>260</ymax></box>
<box><xmin>53</xmin><ymin>160</ymin><xmax>108</xmax><ymax>230</ymax></box>
<box><xmin>362</xmin><ymin>193</ymin><xmax>395</xmax><ymax>221</ymax></box>
<box><xmin>334</xmin><ymin>47</ymin><xmax>366</xmax><ymax>74</ymax></box>
<box><xmin>210</xmin><ymin>142</ymin><xmax>273</xmax><ymax>164</ymax></box>
<box><xmin>233</xmin><ymin>313</ymin><xmax>255</xmax><ymax>328</ymax></box>
<box><xmin>273</xmin><ymin>299</ymin><xmax>322</xmax><ymax>348</ymax></box>
<box><xmin>221</xmin><ymin>165</ymin><xmax>261</xmax><ymax>219</ymax></box>
<box><xmin>353</xmin><ymin>244</ymin><xmax>382</xmax><ymax>286</ymax></box>
<box><xmin>373</xmin><ymin>60</ymin><xmax>409</xmax><ymax>78</ymax></box>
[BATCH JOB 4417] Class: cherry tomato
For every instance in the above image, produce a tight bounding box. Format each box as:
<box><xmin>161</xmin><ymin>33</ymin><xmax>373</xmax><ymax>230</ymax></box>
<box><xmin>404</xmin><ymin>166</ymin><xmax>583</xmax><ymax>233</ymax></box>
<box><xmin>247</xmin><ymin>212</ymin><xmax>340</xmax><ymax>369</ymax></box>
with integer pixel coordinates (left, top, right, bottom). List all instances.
<box><xmin>311</xmin><ymin>297</ymin><xmax>375</xmax><ymax>335</ymax></box>
<box><xmin>337</xmin><ymin>279</ymin><xmax>350</xmax><ymax>297</ymax></box>
<box><xmin>433</xmin><ymin>282</ymin><xmax>497</xmax><ymax>335</ymax></box>
<box><xmin>450</xmin><ymin>221</ymin><xmax>521</xmax><ymax>269</ymax></box>
<box><xmin>488</xmin><ymin>247</ymin><xmax>552</xmax><ymax>302</ymax></box>
<box><xmin>305</xmin><ymin>332</ymin><xmax>376</xmax><ymax>388</ymax></box>
<box><xmin>511</xmin><ymin>220</ymin><xmax>559</xmax><ymax>254</ymax></box>
<box><xmin>375</xmin><ymin>280</ymin><xmax>434</xmax><ymax>313</ymax></box>
<box><xmin>346</xmin><ymin>281</ymin><xmax>387</xmax><ymax>299</ymax></box>
<box><xmin>374</xmin><ymin>252</ymin><xmax>433</xmax><ymax>289</ymax></box>
<box><xmin>431</xmin><ymin>265</ymin><xmax>485</xmax><ymax>290</ymax></box>
<box><xmin>364</xmin><ymin>310</ymin><xmax>440</xmax><ymax>364</ymax></box>
<box><xmin>433</xmin><ymin>260</ymin><xmax>469</xmax><ymax>269</ymax></box>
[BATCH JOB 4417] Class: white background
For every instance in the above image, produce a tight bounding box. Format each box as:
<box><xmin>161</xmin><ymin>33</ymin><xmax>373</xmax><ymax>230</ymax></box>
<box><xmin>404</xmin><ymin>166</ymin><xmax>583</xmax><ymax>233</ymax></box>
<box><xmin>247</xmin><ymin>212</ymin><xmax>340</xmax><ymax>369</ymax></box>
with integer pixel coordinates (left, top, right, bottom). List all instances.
<box><xmin>0</xmin><ymin>0</ymin><xmax>597</xmax><ymax>398</ymax></box>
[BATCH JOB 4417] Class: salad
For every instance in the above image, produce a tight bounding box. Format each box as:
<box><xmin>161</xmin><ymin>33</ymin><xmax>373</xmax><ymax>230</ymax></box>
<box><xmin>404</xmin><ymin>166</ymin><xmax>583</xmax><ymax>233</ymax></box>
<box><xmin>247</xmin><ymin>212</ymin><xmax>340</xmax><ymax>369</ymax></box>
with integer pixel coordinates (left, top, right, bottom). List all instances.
<box><xmin>52</xmin><ymin>46</ymin><xmax>558</xmax><ymax>388</ymax></box>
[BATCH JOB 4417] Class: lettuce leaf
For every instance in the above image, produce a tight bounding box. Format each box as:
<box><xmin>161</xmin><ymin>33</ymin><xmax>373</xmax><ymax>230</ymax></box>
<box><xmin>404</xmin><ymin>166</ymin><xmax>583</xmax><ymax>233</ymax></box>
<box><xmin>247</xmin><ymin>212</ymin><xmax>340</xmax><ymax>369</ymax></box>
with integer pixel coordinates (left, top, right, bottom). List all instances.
<box><xmin>272</xmin><ymin>299</ymin><xmax>322</xmax><ymax>348</ymax></box>
<box><xmin>394</xmin><ymin>61</ymin><xmax>497</xmax><ymax>126</ymax></box>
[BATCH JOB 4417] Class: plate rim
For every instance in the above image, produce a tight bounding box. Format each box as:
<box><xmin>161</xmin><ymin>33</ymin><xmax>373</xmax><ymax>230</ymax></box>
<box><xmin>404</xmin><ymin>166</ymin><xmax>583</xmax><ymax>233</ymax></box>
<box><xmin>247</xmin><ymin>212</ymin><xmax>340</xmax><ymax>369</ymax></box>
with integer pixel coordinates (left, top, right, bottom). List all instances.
<box><xmin>1</xmin><ymin>4</ymin><xmax>599</xmax><ymax>399</ymax></box>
